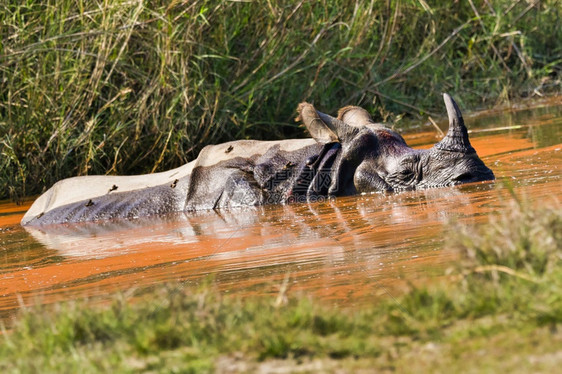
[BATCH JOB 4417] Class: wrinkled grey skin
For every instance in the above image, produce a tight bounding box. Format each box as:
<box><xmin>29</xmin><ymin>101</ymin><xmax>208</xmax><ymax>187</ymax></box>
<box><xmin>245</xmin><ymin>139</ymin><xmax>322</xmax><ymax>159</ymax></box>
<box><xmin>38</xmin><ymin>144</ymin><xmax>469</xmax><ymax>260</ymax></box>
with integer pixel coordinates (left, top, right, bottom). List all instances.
<box><xmin>317</xmin><ymin>93</ymin><xmax>495</xmax><ymax>194</ymax></box>
<box><xmin>21</xmin><ymin>93</ymin><xmax>494</xmax><ymax>226</ymax></box>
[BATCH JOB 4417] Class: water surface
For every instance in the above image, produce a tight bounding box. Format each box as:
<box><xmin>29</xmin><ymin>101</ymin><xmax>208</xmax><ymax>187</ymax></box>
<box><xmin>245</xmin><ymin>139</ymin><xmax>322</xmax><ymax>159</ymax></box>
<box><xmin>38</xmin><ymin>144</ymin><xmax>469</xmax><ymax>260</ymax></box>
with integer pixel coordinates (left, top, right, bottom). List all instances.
<box><xmin>1</xmin><ymin>100</ymin><xmax>561</xmax><ymax>322</ymax></box>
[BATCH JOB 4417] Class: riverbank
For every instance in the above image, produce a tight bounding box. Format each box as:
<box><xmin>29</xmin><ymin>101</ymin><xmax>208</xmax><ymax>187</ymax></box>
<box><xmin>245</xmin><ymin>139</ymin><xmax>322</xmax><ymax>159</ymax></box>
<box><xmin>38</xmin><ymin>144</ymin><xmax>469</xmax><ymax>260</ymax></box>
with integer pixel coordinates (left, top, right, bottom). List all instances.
<box><xmin>2</xmin><ymin>198</ymin><xmax>560</xmax><ymax>372</ymax></box>
<box><xmin>1</xmin><ymin>0</ymin><xmax>561</xmax><ymax>201</ymax></box>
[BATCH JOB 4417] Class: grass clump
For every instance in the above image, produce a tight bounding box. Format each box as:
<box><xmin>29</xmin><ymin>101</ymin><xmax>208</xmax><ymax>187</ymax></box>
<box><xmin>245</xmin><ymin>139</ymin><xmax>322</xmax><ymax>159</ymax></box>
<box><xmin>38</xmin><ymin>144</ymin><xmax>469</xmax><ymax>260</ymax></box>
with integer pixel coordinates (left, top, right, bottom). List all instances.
<box><xmin>456</xmin><ymin>199</ymin><xmax>562</xmax><ymax>276</ymax></box>
<box><xmin>1</xmin><ymin>0</ymin><xmax>561</xmax><ymax>201</ymax></box>
<box><xmin>1</xmin><ymin>199</ymin><xmax>561</xmax><ymax>372</ymax></box>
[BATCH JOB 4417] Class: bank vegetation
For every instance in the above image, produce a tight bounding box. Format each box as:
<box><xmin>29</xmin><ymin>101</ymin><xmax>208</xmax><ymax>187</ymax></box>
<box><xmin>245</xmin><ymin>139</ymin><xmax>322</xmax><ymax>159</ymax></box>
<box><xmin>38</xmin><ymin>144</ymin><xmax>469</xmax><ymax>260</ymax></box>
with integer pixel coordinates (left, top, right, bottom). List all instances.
<box><xmin>1</xmin><ymin>0</ymin><xmax>560</xmax><ymax>200</ymax></box>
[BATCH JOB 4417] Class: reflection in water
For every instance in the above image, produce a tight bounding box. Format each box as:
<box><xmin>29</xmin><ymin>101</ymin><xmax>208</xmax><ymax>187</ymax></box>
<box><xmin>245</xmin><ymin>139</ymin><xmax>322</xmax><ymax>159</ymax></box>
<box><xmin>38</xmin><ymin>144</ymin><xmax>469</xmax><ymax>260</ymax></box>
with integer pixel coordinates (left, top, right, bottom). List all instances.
<box><xmin>23</xmin><ymin>186</ymin><xmax>490</xmax><ymax>259</ymax></box>
<box><xmin>1</xmin><ymin>101</ymin><xmax>561</xmax><ymax>323</ymax></box>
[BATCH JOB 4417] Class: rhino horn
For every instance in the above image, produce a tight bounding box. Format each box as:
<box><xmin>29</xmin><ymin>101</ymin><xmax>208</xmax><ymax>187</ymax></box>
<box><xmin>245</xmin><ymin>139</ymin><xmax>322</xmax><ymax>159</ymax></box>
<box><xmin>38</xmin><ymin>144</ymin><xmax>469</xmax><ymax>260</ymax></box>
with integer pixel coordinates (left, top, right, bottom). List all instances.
<box><xmin>433</xmin><ymin>93</ymin><xmax>476</xmax><ymax>154</ymax></box>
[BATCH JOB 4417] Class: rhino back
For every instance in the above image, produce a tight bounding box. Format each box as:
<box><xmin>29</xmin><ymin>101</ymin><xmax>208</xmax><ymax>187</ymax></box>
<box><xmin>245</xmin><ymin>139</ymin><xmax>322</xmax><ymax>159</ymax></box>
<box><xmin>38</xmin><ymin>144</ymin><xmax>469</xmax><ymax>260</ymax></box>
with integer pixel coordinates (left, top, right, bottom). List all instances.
<box><xmin>21</xmin><ymin>162</ymin><xmax>194</xmax><ymax>225</ymax></box>
<box><xmin>22</xmin><ymin>138</ymin><xmax>318</xmax><ymax>225</ymax></box>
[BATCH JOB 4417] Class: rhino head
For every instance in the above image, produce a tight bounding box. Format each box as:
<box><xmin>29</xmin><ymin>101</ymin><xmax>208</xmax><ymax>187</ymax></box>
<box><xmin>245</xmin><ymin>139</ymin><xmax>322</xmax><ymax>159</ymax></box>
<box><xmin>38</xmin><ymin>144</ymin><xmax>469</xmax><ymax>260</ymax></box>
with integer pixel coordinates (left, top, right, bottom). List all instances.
<box><xmin>297</xmin><ymin>93</ymin><xmax>494</xmax><ymax>195</ymax></box>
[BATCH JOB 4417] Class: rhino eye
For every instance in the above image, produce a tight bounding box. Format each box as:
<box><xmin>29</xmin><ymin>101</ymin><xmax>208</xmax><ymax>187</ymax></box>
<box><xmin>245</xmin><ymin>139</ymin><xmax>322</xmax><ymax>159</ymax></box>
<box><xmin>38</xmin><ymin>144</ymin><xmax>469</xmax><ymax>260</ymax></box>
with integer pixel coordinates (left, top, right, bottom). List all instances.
<box><xmin>454</xmin><ymin>173</ymin><xmax>474</xmax><ymax>183</ymax></box>
<box><xmin>399</xmin><ymin>169</ymin><xmax>415</xmax><ymax>182</ymax></box>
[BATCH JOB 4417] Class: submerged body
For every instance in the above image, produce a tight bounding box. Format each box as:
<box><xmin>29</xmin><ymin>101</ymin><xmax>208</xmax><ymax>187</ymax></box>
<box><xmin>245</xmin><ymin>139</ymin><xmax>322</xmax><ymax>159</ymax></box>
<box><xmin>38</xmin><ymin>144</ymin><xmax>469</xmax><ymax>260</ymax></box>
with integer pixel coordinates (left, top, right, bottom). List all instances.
<box><xmin>22</xmin><ymin>139</ymin><xmax>320</xmax><ymax>225</ymax></box>
<box><xmin>22</xmin><ymin>94</ymin><xmax>494</xmax><ymax>226</ymax></box>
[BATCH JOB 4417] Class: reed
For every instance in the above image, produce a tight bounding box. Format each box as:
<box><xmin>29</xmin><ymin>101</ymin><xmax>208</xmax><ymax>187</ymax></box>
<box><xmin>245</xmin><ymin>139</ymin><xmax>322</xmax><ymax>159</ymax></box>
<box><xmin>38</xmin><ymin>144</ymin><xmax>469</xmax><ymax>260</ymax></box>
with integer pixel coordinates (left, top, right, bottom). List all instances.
<box><xmin>1</xmin><ymin>0</ymin><xmax>560</xmax><ymax>200</ymax></box>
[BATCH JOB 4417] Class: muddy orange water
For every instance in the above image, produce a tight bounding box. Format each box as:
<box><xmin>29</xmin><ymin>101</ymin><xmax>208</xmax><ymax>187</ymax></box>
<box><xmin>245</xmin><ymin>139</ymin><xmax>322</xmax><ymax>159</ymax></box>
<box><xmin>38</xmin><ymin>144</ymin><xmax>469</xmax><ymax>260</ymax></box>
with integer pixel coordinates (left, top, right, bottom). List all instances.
<box><xmin>1</xmin><ymin>101</ymin><xmax>561</xmax><ymax>322</ymax></box>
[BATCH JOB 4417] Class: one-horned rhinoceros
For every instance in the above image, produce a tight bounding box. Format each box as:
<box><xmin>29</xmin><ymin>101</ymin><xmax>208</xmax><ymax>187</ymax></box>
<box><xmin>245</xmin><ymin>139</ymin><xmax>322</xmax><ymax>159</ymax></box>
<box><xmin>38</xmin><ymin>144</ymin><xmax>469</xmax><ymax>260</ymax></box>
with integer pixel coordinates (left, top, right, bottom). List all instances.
<box><xmin>21</xmin><ymin>93</ymin><xmax>494</xmax><ymax>226</ymax></box>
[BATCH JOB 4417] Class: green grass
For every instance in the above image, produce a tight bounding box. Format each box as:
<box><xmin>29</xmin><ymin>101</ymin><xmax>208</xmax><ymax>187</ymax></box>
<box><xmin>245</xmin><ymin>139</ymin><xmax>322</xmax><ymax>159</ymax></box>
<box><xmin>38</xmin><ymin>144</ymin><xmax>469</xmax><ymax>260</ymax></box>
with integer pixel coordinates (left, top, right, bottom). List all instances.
<box><xmin>1</xmin><ymin>0</ymin><xmax>561</xmax><ymax>201</ymax></box>
<box><xmin>1</xmin><ymin>198</ymin><xmax>561</xmax><ymax>372</ymax></box>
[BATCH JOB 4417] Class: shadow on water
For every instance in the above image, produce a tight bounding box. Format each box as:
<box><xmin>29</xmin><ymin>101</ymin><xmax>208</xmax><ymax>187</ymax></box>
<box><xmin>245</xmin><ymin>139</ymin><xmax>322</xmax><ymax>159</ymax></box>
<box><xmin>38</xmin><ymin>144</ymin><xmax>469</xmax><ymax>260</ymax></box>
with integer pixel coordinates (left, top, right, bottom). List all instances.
<box><xmin>1</xmin><ymin>99</ymin><xmax>561</xmax><ymax>323</ymax></box>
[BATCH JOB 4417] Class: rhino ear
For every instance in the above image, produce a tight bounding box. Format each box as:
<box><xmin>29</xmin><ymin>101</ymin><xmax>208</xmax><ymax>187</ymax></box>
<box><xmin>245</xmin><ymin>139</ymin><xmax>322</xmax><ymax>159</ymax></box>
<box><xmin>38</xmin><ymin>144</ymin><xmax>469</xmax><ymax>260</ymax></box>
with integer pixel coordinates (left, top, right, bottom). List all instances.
<box><xmin>297</xmin><ymin>102</ymin><xmax>357</xmax><ymax>144</ymax></box>
<box><xmin>337</xmin><ymin>106</ymin><xmax>375</xmax><ymax>127</ymax></box>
